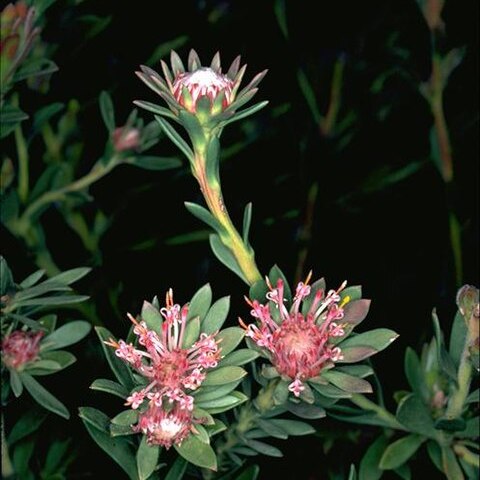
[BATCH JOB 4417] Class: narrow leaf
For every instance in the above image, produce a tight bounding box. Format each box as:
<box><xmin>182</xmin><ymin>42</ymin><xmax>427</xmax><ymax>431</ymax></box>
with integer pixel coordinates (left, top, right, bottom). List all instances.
<box><xmin>20</xmin><ymin>374</ymin><xmax>69</xmax><ymax>419</ymax></box>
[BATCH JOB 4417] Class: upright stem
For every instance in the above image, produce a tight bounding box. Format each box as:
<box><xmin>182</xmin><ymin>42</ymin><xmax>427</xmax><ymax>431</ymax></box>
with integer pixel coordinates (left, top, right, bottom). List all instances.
<box><xmin>350</xmin><ymin>394</ymin><xmax>407</xmax><ymax>431</ymax></box>
<box><xmin>430</xmin><ymin>54</ymin><xmax>453</xmax><ymax>184</ymax></box>
<box><xmin>429</xmin><ymin>46</ymin><xmax>462</xmax><ymax>285</ymax></box>
<box><xmin>446</xmin><ymin>328</ymin><xmax>473</xmax><ymax>418</ymax></box>
<box><xmin>1</xmin><ymin>414</ymin><xmax>14</xmax><ymax>478</ymax></box>
<box><xmin>211</xmin><ymin>380</ymin><xmax>278</xmax><ymax>476</ymax></box>
<box><xmin>14</xmin><ymin>103</ymin><xmax>29</xmax><ymax>204</ymax></box>
<box><xmin>192</xmin><ymin>145</ymin><xmax>262</xmax><ymax>286</ymax></box>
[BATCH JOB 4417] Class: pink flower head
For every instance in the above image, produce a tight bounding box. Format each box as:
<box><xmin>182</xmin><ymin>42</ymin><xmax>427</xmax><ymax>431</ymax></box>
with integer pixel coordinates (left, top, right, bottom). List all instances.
<box><xmin>135</xmin><ymin>49</ymin><xmax>267</xmax><ymax>120</ymax></box>
<box><xmin>172</xmin><ymin>67</ymin><xmax>234</xmax><ymax>113</ymax></box>
<box><xmin>105</xmin><ymin>288</ymin><xmax>221</xmax><ymax>413</ymax></box>
<box><xmin>1</xmin><ymin>330</ymin><xmax>43</xmax><ymax>370</ymax></box>
<box><xmin>241</xmin><ymin>273</ymin><xmax>349</xmax><ymax>397</ymax></box>
<box><xmin>135</xmin><ymin>402</ymin><xmax>196</xmax><ymax>448</ymax></box>
<box><xmin>112</xmin><ymin>126</ymin><xmax>140</xmax><ymax>152</ymax></box>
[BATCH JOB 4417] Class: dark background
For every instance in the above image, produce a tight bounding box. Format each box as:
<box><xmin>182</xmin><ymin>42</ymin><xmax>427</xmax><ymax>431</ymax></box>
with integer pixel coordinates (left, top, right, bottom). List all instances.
<box><xmin>2</xmin><ymin>0</ymin><xmax>478</xmax><ymax>478</ymax></box>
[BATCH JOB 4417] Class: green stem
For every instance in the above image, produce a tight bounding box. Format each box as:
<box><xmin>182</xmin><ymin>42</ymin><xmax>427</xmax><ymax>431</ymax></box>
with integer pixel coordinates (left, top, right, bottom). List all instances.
<box><xmin>294</xmin><ymin>182</ymin><xmax>318</xmax><ymax>284</ymax></box>
<box><xmin>446</xmin><ymin>334</ymin><xmax>473</xmax><ymax>419</ymax></box>
<box><xmin>19</xmin><ymin>159</ymin><xmax>116</xmax><ymax>225</ymax></box>
<box><xmin>429</xmin><ymin>48</ymin><xmax>462</xmax><ymax>285</ymax></box>
<box><xmin>320</xmin><ymin>56</ymin><xmax>345</xmax><ymax>137</ymax></box>
<box><xmin>14</xmin><ymin>104</ymin><xmax>29</xmax><ymax>204</ymax></box>
<box><xmin>350</xmin><ymin>393</ymin><xmax>407</xmax><ymax>431</ymax></box>
<box><xmin>1</xmin><ymin>414</ymin><xmax>14</xmax><ymax>478</ymax></box>
<box><xmin>211</xmin><ymin>380</ymin><xmax>278</xmax><ymax>476</ymax></box>
<box><xmin>192</xmin><ymin>147</ymin><xmax>262</xmax><ymax>286</ymax></box>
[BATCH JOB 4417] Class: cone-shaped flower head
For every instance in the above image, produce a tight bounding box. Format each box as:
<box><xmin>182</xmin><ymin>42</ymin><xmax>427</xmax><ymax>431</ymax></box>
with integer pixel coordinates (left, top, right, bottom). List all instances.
<box><xmin>1</xmin><ymin>330</ymin><xmax>43</xmax><ymax>370</ymax></box>
<box><xmin>242</xmin><ymin>274</ymin><xmax>348</xmax><ymax>397</ymax></box>
<box><xmin>135</xmin><ymin>49</ymin><xmax>268</xmax><ymax>131</ymax></box>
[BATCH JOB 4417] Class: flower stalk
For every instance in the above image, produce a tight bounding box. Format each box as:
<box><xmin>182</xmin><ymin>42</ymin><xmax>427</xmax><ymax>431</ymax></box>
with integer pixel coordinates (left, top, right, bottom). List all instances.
<box><xmin>191</xmin><ymin>137</ymin><xmax>262</xmax><ymax>286</ymax></box>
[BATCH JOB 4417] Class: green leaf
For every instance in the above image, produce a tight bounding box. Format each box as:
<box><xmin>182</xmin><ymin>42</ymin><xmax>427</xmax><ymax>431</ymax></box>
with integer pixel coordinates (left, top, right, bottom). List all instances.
<box><xmin>141</xmin><ymin>301</ymin><xmax>163</xmax><ymax>334</ymax></box>
<box><xmin>8</xmin><ymin>408</ymin><xmax>48</xmax><ymax>445</ymax></box>
<box><xmin>232</xmin><ymin>464</ymin><xmax>260</xmax><ymax>480</ymax></box>
<box><xmin>127</xmin><ymin>155</ymin><xmax>181</xmax><ymax>171</ymax></box>
<box><xmin>339</xmin><ymin>329</ymin><xmax>399</xmax><ymax>352</ymax></box>
<box><xmin>202</xmin><ymin>296</ymin><xmax>230</xmax><ymax>335</ymax></box>
<box><xmin>342</xmin><ymin>299</ymin><xmax>371</xmax><ymax>326</ymax></box>
<box><xmin>41</xmin><ymin>320</ymin><xmax>91</xmax><ymax>351</ymax></box>
<box><xmin>10</xmin><ymin>369</ymin><xmax>23</xmax><ymax>397</ymax></box>
<box><xmin>26</xmin><ymin>351</ymin><xmax>76</xmax><ymax>375</ymax></box>
<box><xmin>33</xmin><ymin>103</ymin><xmax>64</xmax><ymax>133</ymax></box>
<box><xmin>197</xmin><ymin>391</ymin><xmax>248</xmax><ymax>414</ymax></box>
<box><xmin>136</xmin><ymin>435</ymin><xmax>159</xmax><ymax>480</ymax></box>
<box><xmin>322</xmin><ymin>370</ymin><xmax>373</xmax><ymax>393</ymax></box>
<box><xmin>0</xmin><ymin>256</ymin><xmax>14</xmax><ymax>295</ymax></box>
<box><xmin>20</xmin><ymin>373</ymin><xmax>69</xmax><ymax>419</ymax></box>
<box><xmin>336</xmin><ymin>365</ymin><xmax>374</xmax><ymax>378</ymax></box>
<box><xmin>13</xmin><ymin>58</ymin><xmax>58</xmax><ymax>82</ymax></box>
<box><xmin>441</xmin><ymin>446</ymin><xmax>464</xmax><ymax>480</ymax></box>
<box><xmin>297</xmin><ymin>69</ymin><xmax>321</xmax><ymax>124</ymax></box>
<box><xmin>217</xmin><ymin>327</ymin><xmax>245</xmax><ymax>357</ymax></box>
<box><xmin>185</xmin><ymin>202</ymin><xmax>223</xmax><ymax>233</ymax></box>
<box><xmin>39</xmin><ymin>314</ymin><xmax>57</xmax><ymax>333</ymax></box>
<box><xmin>100</xmin><ymin>91</ymin><xmax>115</xmax><ymax>132</ymax></box>
<box><xmin>90</xmin><ymin>378</ymin><xmax>129</xmax><ymax>399</ymax></box>
<box><xmin>182</xmin><ymin>316</ymin><xmax>200</xmax><ymax>348</ymax></box>
<box><xmin>174</xmin><ymin>434</ymin><xmax>217</xmax><ymax>470</ymax></box>
<box><xmin>310</xmin><ymin>382</ymin><xmax>352</xmax><ymax>398</ymax></box>
<box><xmin>249</xmin><ymin>278</ymin><xmax>269</xmax><ymax>303</ymax></box>
<box><xmin>220</xmin><ymin>349</ymin><xmax>259</xmax><ymax>367</ymax></box>
<box><xmin>0</xmin><ymin>103</ymin><xmax>28</xmax><ymax>128</ymax></box>
<box><xmin>79</xmin><ymin>406</ymin><xmax>110</xmax><ymax>432</ymax></box>
<box><xmin>16</xmin><ymin>295</ymin><xmax>89</xmax><ymax>307</ymax></box>
<box><xmin>449</xmin><ymin>311</ymin><xmax>468</xmax><ymax>367</ymax></box>
<box><xmin>12</xmin><ymin>436</ymin><xmax>35</xmax><ymax>477</ymax></box>
<box><xmin>223</xmin><ymin>101</ymin><xmax>269</xmax><ymax>126</ymax></box>
<box><xmin>95</xmin><ymin>327</ymin><xmax>134</xmax><ymax>389</ymax></box>
<box><xmin>242</xmin><ymin>203</ymin><xmax>253</xmax><ymax>247</ymax></box>
<box><xmin>19</xmin><ymin>270</ymin><xmax>46</xmax><ymax>289</ymax></box>
<box><xmin>155</xmin><ymin>116</ymin><xmax>194</xmax><ymax>162</ymax></box>
<box><xmin>203</xmin><ymin>366</ymin><xmax>247</xmax><ymax>386</ymax></box>
<box><xmin>268</xmin><ymin>419</ymin><xmax>314</xmax><ymax>436</ymax></box>
<box><xmin>404</xmin><ymin>347</ymin><xmax>426</xmax><ymax>398</ymax></box>
<box><xmin>286</xmin><ymin>401</ymin><xmax>326</xmax><ymax>419</ymax></box>
<box><xmin>43</xmin><ymin>267</ymin><xmax>91</xmax><ymax>286</ymax></box>
<box><xmin>359</xmin><ymin>434</ymin><xmax>389</xmax><ymax>480</ymax></box>
<box><xmin>379</xmin><ymin>434</ymin><xmax>424</xmax><ymax>470</ymax></box>
<box><xmin>187</xmin><ymin>283</ymin><xmax>212</xmax><ymax>321</ymax></box>
<box><xmin>339</xmin><ymin>346</ymin><xmax>379</xmax><ymax>363</ymax></box>
<box><xmin>341</xmin><ymin>285</ymin><xmax>362</xmax><ymax>302</ymax></box>
<box><xmin>348</xmin><ymin>464</ymin><xmax>358</xmax><ymax>480</ymax></box>
<box><xmin>8</xmin><ymin>314</ymin><xmax>45</xmax><ymax>331</ymax></box>
<box><xmin>245</xmin><ymin>439</ymin><xmax>283</xmax><ymax>457</ymax></box>
<box><xmin>80</xmin><ymin>407</ymin><xmax>138</xmax><ymax>480</ymax></box>
<box><xmin>268</xmin><ymin>265</ymin><xmax>292</xmax><ymax>303</ymax></box>
<box><xmin>209</xmin><ymin>234</ymin><xmax>248</xmax><ymax>283</ymax></box>
<box><xmin>14</xmin><ymin>282</ymin><xmax>71</xmax><ymax>302</ymax></box>
<box><xmin>396</xmin><ymin>394</ymin><xmax>437</xmax><ymax>438</ymax></box>
<box><xmin>164</xmin><ymin>456</ymin><xmax>187</xmax><ymax>480</ymax></box>
<box><xmin>426</xmin><ymin>441</ymin><xmax>443</xmax><ymax>472</ymax></box>
<box><xmin>112</xmin><ymin>410</ymin><xmax>138</xmax><ymax>426</ymax></box>
<box><xmin>193</xmin><ymin>381</ymin><xmax>242</xmax><ymax>403</ymax></box>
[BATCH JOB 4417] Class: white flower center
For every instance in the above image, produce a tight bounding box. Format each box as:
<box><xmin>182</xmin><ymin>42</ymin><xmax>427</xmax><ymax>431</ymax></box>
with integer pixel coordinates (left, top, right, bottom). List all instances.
<box><xmin>172</xmin><ymin>68</ymin><xmax>234</xmax><ymax>108</ymax></box>
<box><xmin>159</xmin><ymin>418</ymin><xmax>183</xmax><ymax>438</ymax></box>
<box><xmin>180</xmin><ymin>68</ymin><xmax>231</xmax><ymax>89</ymax></box>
